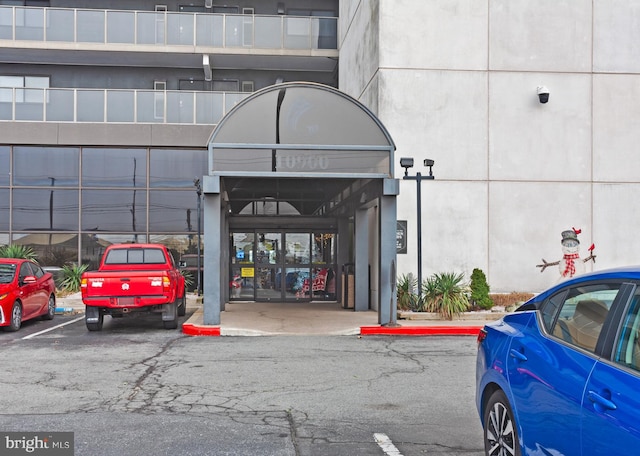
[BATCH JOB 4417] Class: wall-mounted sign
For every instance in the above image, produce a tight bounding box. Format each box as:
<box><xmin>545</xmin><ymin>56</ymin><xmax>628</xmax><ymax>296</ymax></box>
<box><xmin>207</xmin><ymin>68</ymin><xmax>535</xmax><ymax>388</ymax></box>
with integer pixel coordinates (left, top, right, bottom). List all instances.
<box><xmin>241</xmin><ymin>267</ymin><xmax>254</xmax><ymax>278</ymax></box>
<box><xmin>396</xmin><ymin>220</ymin><xmax>407</xmax><ymax>254</ymax></box>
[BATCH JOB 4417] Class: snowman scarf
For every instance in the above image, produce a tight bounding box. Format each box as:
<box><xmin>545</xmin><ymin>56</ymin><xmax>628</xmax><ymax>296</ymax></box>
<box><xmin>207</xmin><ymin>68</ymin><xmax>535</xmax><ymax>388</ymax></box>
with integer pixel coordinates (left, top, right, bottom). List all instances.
<box><xmin>562</xmin><ymin>253</ymin><xmax>580</xmax><ymax>277</ymax></box>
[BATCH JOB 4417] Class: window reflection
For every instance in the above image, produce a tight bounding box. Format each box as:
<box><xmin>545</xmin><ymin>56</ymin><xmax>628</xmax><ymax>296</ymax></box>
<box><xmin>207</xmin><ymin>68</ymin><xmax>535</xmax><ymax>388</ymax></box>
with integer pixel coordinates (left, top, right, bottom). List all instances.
<box><xmin>13</xmin><ymin>146</ymin><xmax>79</xmax><ymax>186</ymax></box>
<box><xmin>12</xmin><ymin>233</ymin><xmax>79</xmax><ymax>269</ymax></box>
<box><xmin>0</xmin><ymin>146</ymin><xmax>9</xmax><ymax>186</ymax></box>
<box><xmin>13</xmin><ymin>188</ymin><xmax>79</xmax><ymax>231</ymax></box>
<box><xmin>149</xmin><ymin>190</ymin><xmax>198</xmax><ymax>232</ymax></box>
<box><xmin>0</xmin><ymin>189</ymin><xmax>8</xmax><ymax>230</ymax></box>
<box><xmin>80</xmin><ymin>233</ymin><xmax>146</xmax><ymax>269</ymax></box>
<box><xmin>82</xmin><ymin>148</ymin><xmax>146</xmax><ymax>187</ymax></box>
<box><xmin>82</xmin><ymin>190</ymin><xmax>146</xmax><ymax>232</ymax></box>
<box><xmin>150</xmin><ymin>149</ymin><xmax>207</xmax><ymax>188</ymax></box>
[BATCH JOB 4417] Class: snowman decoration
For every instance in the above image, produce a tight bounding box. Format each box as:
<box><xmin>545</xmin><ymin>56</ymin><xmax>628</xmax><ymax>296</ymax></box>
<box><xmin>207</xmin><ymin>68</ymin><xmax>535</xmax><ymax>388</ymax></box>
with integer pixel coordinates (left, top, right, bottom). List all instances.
<box><xmin>536</xmin><ymin>228</ymin><xmax>596</xmax><ymax>279</ymax></box>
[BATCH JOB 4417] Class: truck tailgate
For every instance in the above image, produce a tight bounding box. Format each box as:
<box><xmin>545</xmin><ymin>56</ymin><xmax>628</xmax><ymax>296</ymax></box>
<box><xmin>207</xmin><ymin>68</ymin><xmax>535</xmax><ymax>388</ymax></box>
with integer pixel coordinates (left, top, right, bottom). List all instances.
<box><xmin>83</xmin><ymin>272</ymin><xmax>170</xmax><ymax>305</ymax></box>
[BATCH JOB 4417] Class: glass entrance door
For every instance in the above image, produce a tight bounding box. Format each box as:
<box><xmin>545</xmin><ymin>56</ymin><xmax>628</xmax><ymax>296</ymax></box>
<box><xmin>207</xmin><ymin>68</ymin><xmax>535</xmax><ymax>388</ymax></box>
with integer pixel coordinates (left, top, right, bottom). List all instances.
<box><xmin>230</xmin><ymin>230</ymin><xmax>336</xmax><ymax>302</ymax></box>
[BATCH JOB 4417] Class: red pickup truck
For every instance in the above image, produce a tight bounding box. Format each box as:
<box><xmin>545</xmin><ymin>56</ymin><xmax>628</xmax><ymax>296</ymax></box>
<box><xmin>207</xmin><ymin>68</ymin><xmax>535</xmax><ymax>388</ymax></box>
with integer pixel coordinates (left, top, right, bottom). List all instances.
<box><xmin>81</xmin><ymin>243</ymin><xmax>186</xmax><ymax>331</ymax></box>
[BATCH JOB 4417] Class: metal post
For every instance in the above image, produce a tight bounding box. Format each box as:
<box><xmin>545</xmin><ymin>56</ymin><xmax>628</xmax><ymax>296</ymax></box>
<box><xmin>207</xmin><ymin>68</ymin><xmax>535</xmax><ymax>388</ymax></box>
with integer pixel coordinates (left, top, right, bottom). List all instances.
<box><xmin>194</xmin><ymin>178</ymin><xmax>202</xmax><ymax>296</ymax></box>
<box><xmin>401</xmin><ymin>158</ymin><xmax>434</xmax><ymax>300</ymax></box>
<box><xmin>415</xmin><ymin>172</ymin><xmax>422</xmax><ymax>299</ymax></box>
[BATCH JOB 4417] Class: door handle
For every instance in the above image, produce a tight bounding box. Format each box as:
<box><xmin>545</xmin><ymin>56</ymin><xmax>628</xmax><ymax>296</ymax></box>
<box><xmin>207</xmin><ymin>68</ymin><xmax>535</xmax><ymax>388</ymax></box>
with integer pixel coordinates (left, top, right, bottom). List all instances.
<box><xmin>509</xmin><ymin>348</ymin><xmax>528</xmax><ymax>362</ymax></box>
<box><xmin>587</xmin><ymin>391</ymin><xmax>617</xmax><ymax>411</ymax></box>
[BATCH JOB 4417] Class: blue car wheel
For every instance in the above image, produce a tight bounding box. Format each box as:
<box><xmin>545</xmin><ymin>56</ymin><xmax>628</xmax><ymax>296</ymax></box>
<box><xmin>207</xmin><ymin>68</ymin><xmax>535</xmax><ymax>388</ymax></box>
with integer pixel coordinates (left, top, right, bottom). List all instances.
<box><xmin>483</xmin><ymin>389</ymin><xmax>521</xmax><ymax>456</ymax></box>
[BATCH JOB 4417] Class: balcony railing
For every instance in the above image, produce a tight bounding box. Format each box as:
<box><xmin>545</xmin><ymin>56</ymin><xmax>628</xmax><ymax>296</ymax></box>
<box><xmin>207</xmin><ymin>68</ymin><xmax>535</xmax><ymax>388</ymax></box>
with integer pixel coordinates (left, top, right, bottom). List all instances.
<box><xmin>0</xmin><ymin>6</ymin><xmax>338</xmax><ymax>50</ymax></box>
<box><xmin>0</xmin><ymin>87</ymin><xmax>250</xmax><ymax>125</ymax></box>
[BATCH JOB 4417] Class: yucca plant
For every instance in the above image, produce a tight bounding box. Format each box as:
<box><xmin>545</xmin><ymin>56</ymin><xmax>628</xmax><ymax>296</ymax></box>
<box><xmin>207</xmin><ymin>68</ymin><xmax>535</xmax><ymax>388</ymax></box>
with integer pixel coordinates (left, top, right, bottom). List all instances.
<box><xmin>0</xmin><ymin>244</ymin><xmax>38</xmax><ymax>261</ymax></box>
<box><xmin>421</xmin><ymin>272</ymin><xmax>470</xmax><ymax>320</ymax></box>
<box><xmin>181</xmin><ymin>270</ymin><xmax>195</xmax><ymax>291</ymax></box>
<box><xmin>397</xmin><ymin>273</ymin><xmax>419</xmax><ymax>311</ymax></box>
<box><xmin>60</xmin><ymin>263</ymin><xmax>89</xmax><ymax>293</ymax></box>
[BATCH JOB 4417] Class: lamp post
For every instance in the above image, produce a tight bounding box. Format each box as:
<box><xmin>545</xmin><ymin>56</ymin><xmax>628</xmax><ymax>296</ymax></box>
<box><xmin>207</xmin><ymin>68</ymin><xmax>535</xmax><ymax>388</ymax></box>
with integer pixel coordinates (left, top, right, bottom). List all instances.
<box><xmin>400</xmin><ymin>158</ymin><xmax>435</xmax><ymax>299</ymax></box>
<box><xmin>194</xmin><ymin>178</ymin><xmax>202</xmax><ymax>296</ymax></box>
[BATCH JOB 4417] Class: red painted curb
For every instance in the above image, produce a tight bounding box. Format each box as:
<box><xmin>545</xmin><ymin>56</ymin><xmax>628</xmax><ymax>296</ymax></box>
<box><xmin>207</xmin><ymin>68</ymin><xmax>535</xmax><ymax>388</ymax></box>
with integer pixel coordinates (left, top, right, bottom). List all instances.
<box><xmin>182</xmin><ymin>324</ymin><xmax>221</xmax><ymax>337</ymax></box>
<box><xmin>359</xmin><ymin>325</ymin><xmax>483</xmax><ymax>336</ymax></box>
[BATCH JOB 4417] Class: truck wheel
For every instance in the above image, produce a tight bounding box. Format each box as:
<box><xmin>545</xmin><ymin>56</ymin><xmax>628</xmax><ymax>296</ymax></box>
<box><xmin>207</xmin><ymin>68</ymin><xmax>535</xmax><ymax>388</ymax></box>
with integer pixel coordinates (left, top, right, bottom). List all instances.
<box><xmin>177</xmin><ymin>294</ymin><xmax>186</xmax><ymax>317</ymax></box>
<box><xmin>85</xmin><ymin>306</ymin><xmax>104</xmax><ymax>332</ymax></box>
<box><xmin>163</xmin><ymin>318</ymin><xmax>178</xmax><ymax>330</ymax></box>
<box><xmin>163</xmin><ymin>302</ymin><xmax>178</xmax><ymax>330</ymax></box>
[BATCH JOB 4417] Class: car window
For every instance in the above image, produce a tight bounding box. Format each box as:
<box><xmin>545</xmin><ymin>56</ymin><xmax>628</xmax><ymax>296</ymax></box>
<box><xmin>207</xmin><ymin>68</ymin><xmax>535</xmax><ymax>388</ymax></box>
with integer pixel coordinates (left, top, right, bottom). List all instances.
<box><xmin>0</xmin><ymin>263</ymin><xmax>16</xmax><ymax>284</ymax></box>
<box><xmin>19</xmin><ymin>262</ymin><xmax>33</xmax><ymax>280</ymax></box>
<box><xmin>614</xmin><ymin>293</ymin><xmax>640</xmax><ymax>373</ymax></box>
<box><xmin>546</xmin><ymin>283</ymin><xmax>621</xmax><ymax>353</ymax></box>
<box><xmin>105</xmin><ymin>248</ymin><xmax>167</xmax><ymax>265</ymax></box>
<box><xmin>31</xmin><ymin>263</ymin><xmax>44</xmax><ymax>278</ymax></box>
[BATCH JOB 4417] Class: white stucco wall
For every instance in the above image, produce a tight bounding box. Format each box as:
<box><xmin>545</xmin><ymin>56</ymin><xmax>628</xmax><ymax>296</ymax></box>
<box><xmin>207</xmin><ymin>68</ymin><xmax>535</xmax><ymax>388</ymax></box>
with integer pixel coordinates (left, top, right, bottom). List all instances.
<box><xmin>340</xmin><ymin>0</ymin><xmax>640</xmax><ymax>293</ymax></box>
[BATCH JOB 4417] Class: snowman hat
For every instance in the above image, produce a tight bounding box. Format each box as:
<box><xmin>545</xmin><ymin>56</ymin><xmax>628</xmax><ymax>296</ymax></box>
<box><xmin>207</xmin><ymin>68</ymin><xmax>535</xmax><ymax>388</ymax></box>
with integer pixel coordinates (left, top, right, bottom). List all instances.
<box><xmin>561</xmin><ymin>229</ymin><xmax>580</xmax><ymax>244</ymax></box>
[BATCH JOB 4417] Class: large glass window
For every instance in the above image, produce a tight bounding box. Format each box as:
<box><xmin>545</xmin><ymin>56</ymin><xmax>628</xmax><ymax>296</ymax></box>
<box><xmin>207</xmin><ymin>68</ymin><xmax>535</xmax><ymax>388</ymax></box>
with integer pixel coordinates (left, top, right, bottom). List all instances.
<box><xmin>285</xmin><ymin>232</ymin><xmax>310</xmax><ymax>264</ymax></box>
<box><xmin>150</xmin><ymin>149</ymin><xmax>207</xmax><ymax>188</ymax></box>
<box><xmin>0</xmin><ymin>188</ymin><xmax>8</xmax><ymax>230</ymax></box>
<box><xmin>82</xmin><ymin>148</ymin><xmax>146</xmax><ymax>187</ymax></box>
<box><xmin>0</xmin><ymin>146</ymin><xmax>9</xmax><ymax>186</ymax></box>
<box><xmin>149</xmin><ymin>190</ymin><xmax>198</xmax><ymax>232</ymax></box>
<box><xmin>82</xmin><ymin>190</ymin><xmax>146</xmax><ymax>232</ymax></box>
<box><xmin>13</xmin><ymin>146</ymin><xmax>79</xmax><ymax>186</ymax></box>
<box><xmin>12</xmin><ymin>188</ymin><xmax>78</xmax><ymax>231</ymax></box>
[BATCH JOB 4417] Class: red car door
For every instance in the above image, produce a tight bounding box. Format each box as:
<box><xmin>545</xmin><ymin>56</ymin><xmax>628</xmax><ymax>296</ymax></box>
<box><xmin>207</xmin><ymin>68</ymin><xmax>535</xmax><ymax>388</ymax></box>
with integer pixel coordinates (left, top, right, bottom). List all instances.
<box><xmin>18</xmin><ymin>262</ymin><xmax>40</xmax><ymax>319</ymax></box>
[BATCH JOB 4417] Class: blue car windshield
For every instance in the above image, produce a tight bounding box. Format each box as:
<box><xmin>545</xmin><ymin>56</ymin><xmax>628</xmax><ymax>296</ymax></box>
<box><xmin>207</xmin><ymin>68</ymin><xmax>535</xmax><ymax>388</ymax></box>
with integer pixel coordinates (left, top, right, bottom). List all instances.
<box><xmin>0</xmin><ymin>264</ymin><xmax>17</xmax><ymax>284</ymax></box>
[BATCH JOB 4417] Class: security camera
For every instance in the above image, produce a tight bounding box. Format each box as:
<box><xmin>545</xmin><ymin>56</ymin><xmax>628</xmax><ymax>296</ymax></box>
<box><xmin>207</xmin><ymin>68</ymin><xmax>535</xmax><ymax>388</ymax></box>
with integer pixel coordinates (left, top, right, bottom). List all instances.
<box><xmin>537</xmin><ymin>86</ymin><xmax>549</xmax><ymax>104</ymax></box>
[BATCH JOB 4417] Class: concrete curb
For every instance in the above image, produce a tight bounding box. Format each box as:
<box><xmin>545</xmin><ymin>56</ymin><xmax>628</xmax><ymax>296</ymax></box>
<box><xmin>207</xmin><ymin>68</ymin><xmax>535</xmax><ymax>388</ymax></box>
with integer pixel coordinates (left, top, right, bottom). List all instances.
<box><xmin>181</xmin><ymin>323</ymin><xmax>486</xmax><ymax>337</ymax></box>
<box><xmin>360</xmin><ymin>325</ymin><xmax>484</xmax><ymax>336</ymax></box>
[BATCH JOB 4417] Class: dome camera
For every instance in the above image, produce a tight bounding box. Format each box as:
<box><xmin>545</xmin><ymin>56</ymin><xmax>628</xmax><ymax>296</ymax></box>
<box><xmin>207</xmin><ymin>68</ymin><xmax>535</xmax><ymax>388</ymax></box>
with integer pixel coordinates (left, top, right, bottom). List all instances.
<box><xmin>537</xmin><ymin>86</ymin><xmax>549</xmax><ymax>104</ymax></box>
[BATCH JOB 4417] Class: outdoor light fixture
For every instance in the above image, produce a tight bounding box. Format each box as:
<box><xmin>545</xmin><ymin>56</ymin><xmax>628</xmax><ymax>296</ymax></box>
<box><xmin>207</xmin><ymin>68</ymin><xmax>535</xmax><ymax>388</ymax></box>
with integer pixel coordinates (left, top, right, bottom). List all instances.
<box><xmin>401</xmin><ymin>157</ymin><xmax>435</xmax><ymax>299</ymax></box>
<box><xmin>537</xmin><ymin>86</ymin><xmax>549</xmax><ymax>104</ymax></box>
<box><xmin>400</xmin><ymin>157</ymin><xmax>414</xmax><ymax>177</ymax></box>
<box><xmin>424</xmin><ymin>159</ymin><xmax>434</xmax><ymax>177</ymax></box>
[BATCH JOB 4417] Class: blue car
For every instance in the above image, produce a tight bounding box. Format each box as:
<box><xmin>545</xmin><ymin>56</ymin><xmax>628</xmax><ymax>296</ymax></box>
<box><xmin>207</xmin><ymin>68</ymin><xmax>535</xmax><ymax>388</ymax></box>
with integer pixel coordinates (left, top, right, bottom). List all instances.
<box><xmin>476</xmin><ymin>266</ymin><xmax>640</xmax><ymax>455</ymax></box>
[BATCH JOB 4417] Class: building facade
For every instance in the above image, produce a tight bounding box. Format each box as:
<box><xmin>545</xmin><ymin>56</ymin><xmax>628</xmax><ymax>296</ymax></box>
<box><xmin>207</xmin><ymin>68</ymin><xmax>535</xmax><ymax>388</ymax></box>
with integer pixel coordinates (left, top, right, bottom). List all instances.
<box><xmin>340</xmin><ymin>1</ymin><xmax>640</xmax><ymax>294</ymax></box>
<box><xmin>2</xmin><ymin>0</ymin><xmax>640</xmax><ymax>300</ymax></box>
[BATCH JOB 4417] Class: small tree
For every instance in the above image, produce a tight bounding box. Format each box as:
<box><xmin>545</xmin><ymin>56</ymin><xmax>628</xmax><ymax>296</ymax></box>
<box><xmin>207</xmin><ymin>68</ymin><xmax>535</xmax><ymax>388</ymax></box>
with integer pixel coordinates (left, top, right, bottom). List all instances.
<box><xmin>470</xmin><ymin>268</ymin><xmax>493</xmax><ymax>310</ymax></box>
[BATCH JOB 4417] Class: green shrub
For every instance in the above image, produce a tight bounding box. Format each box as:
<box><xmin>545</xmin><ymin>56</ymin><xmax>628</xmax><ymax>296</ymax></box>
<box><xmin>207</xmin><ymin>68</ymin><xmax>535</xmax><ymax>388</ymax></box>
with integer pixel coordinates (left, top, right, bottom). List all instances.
<box><xmin>470</xmin><ymin>268</ymin><xmax>493</xmax><ymax>310</ymax></box>
<box><xmin>0</xmin><ymin>244</ymin><xmax>38</xmax><ymax>261</ymax></box>
<box><xmin>60</xmin><ymin>263</ymin><xmax>89</xmax><ymax>293</ymax></box>
<box><xmin>396</xmin><ymin>273</ymin><xmax>419</xmax><ymax>311</ymax></box>
<box><xmin>421</xmin><ymin>272</ymin><xmax>470</xmax><ymax>320</ymax></box>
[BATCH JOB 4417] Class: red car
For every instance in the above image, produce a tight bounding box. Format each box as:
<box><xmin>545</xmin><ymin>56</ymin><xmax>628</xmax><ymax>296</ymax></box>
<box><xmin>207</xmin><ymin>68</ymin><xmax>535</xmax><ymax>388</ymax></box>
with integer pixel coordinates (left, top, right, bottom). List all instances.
<box><xmin>0</xmin><ymin>258</ymin><xmax>56</xmax><ymax>331</ymax></box>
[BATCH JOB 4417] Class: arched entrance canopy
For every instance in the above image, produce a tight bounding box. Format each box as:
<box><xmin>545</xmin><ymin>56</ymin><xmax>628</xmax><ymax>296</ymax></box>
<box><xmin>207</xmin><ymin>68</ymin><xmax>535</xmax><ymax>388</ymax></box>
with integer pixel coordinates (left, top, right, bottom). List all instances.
<box><xmin>209</xmin><ymin>81</ymin><xmax>396</xmax><ymax>169</ymax></box>
<box><xmin>202</xmin><ymin>82</ymin><xmax>399</xmax><ymax>326</ymax></box>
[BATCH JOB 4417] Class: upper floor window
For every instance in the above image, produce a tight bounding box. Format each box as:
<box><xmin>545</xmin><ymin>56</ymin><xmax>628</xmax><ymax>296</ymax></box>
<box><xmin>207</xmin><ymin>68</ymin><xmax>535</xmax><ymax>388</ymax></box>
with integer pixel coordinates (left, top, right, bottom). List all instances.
<box><xmin>0</xmin><ymin>75</ymin><xmax>49</xmax><ymax>102</ymax></box>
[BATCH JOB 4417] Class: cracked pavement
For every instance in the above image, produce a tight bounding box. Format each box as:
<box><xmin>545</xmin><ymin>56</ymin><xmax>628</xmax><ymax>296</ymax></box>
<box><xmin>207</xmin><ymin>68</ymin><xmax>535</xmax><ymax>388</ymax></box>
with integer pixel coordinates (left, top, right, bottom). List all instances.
<box><xmin>0</xmin><ymin>328</ymin><xmax>484</xmax><ymax>455</ymax></box>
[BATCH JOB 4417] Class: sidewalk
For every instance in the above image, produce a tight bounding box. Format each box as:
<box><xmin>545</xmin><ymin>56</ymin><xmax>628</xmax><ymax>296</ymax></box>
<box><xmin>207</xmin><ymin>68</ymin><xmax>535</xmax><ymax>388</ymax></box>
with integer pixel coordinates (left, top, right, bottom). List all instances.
<box><xmin>56</xmin><ymin>293</ymin><xmax>500</xmax><ymax>337</ymax></box>
<box><xmin>181</xmin><ymin>301</ymin><xmax>501</xmax><ymax>337</ymax></box>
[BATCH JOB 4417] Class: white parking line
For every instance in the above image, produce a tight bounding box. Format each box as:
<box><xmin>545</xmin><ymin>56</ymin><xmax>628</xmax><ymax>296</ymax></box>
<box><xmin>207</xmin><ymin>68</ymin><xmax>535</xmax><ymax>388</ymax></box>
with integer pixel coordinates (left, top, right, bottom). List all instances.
<box><xmin>21</xmin><ymin>316</ymin><xmax>84</xmax><ymax>340</ymax></box>
<box><xmin>374</xmin><ymin>433</ymin><xmax>404</xmax><ymax>456</ymax></box>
